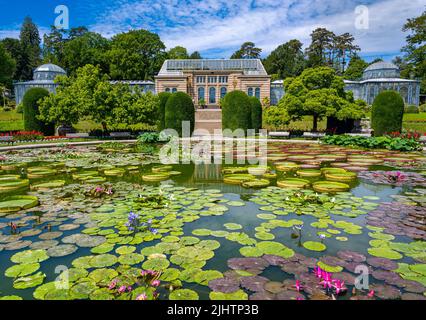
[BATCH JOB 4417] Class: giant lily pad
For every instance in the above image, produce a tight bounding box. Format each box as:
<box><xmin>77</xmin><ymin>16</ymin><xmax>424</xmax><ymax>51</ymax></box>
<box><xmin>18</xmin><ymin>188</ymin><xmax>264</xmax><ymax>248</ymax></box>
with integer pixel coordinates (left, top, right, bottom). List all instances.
<box><xmin>0</xmin><ymin>195</ymin><xmax>39</xmax><ymax>213</ymax></box>
<box><xmin>312</xmin><ymin>181</ymin><xmax>350</xmax><ymax>193</ymax></box>
<box><xmin>277</xmin><ymin>179</ymin><xmax>310</xmax><ymax>189</ymax></box>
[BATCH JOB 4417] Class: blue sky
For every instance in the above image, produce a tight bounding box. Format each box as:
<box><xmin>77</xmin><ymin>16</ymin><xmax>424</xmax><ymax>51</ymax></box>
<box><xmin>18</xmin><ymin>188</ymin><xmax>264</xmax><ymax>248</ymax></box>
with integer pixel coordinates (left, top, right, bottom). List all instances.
<box><xmin>0</xmin><ymin>0</ymin><xmax>423</xmax><ymax>60</ymax></box>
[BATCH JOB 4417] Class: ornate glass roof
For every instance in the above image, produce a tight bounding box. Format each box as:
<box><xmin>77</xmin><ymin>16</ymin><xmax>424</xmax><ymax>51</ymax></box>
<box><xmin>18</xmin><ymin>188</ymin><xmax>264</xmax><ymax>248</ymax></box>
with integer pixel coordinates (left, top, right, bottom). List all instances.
<box><xmin>33</xmin><ymin>64</ymin><xmax>66</xmax><ymax>81</ymax></box>
<box><xmin>363</xmin><ymin>61</ymin><xmax>400</xmax><ymax>80</ymax></box>
<box><xmin>158</xmin><ymin>59</ymin><xmax>267</xmax><ymax>76</ymax></box>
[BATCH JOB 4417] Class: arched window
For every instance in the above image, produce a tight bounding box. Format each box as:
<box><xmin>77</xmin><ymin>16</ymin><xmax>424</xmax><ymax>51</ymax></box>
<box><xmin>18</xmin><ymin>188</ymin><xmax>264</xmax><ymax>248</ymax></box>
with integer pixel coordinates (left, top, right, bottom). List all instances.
<box><xmin>165</xmin><ymin>88</ymin><xmax>171</xmax><ymax>93</ymax></box>
<box><xmin>220</xmin><ymin>87</ymin><xmax>227</xmax><ymax>99</ymax></box>
<box><xmin>198</xmin><ymin>87</ymin><xmax>205</xmax><ymax>101</ymax></box>
<box><xmin>172</xmin><ymin>88</ymin><xmax>177</xmax><ymax>93</ymax></box>
<box><xmin>248</xmin><ymin>87</ymin><xmax>253</xmax><ymax>96</ymax></box>
<box><xmin>255</xmin><ymin>87</ymin><xmax>260</xmax><ymax>99</ymax></box>
<box><xmin>209</xmin><ymin>87</ymin><xmax>216</xmax><ymax>104</ymax></box>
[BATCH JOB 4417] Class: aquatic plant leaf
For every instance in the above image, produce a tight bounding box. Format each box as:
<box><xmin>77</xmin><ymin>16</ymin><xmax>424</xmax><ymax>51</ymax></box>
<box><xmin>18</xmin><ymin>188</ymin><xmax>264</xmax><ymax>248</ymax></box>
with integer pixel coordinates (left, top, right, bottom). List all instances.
<box><xmin>169</xmin><ymin>289</ymin><xmax>199</xmax><ymax>300</ymax></box>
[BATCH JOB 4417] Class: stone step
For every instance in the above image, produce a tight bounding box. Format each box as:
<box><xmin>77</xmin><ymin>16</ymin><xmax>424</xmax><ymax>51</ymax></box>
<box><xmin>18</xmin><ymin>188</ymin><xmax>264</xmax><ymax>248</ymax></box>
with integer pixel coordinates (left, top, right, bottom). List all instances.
<box><xmin>194</xmin><ymin>121</ymin><xmax>223</xmax><ymax>134</ymax></box>
<box><xmin>195</xmin><ymin>110</ymin><xmax>222</xmax><ymax>121</ymax></box>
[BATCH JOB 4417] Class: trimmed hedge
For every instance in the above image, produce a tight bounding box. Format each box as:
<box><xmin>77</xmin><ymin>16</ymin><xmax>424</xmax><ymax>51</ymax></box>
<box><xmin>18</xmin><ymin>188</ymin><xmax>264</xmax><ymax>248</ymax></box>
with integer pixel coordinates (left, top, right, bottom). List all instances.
<box><xmin>404</xmin><ymin>105</ymin><xmax>419</xmax><ymax>114</ymax></box>
<box><xmin>249</xmin><ymin>96</ymin><xmax>262</xmax><ymax>132</ymax></box>
<box><xmin>222</xmin><ymin>90</ymin><xmax>252</xmax><ymax>132</ymax></box>
<box><xmin>158</xmin><ymin>92</ymin><xmax>171</xmax><ymax>131</ymax></box>
<box><xmin>371</xmin><ymin>91</ymin><xmax>404</xmax><ymax>136</ymax></box>
<box><xmin>22</xmin><ymin>88</ymin><xmax>54</xmax><ymax>135</ymax></box>
<box><xmin>165</xmin><ymin>92</ymin><xmax>195</xmax><ymax>136</ymax></box>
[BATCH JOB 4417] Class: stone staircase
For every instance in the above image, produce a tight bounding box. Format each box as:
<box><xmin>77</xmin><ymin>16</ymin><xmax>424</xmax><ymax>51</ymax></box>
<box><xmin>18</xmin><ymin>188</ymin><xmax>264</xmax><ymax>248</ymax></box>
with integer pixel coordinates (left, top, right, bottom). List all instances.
<box><xmin>194</xmin><ymin>109</ymin><xmax>222</xmax><ymax>135</ymax></box>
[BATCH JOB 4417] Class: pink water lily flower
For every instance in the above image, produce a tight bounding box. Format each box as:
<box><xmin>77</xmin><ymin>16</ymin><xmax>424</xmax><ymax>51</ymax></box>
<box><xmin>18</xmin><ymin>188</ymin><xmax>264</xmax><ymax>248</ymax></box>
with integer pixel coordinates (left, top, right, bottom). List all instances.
<box><xmin>151</xmin><ymin>280</ymin><xmax>161</xmax><ymax>287</ymax></box>
<box><xmin>294</xmin><ymin>280</ymin><xmax>303</xmax><ymax>292</ymax></box>
<box><xmin>367</xmin><ymin>290</ymin><xmax>375</xmax><ymax>298</ymax></box>
<box><xmin>108</xmin><ymin>280</ymin><xmax>118</xmax><ymax>290</ymax></box>
<box><xmin>136</xmin><ymin>293</ymin><xmax>148</xmax><ymax>300</ymax></box>
<box><xmin>118</xmin><ymin>285</ymin><xmax>127</xmax><ymax>293</ymax></box>
<box><xmin>333</xmin><ymin>280</ymin><xmax>347</xmax><ymax>295</ymax></box>
<box><xmin>313</xmin><ymin>266</ymin><xmax>322</xmax><ymax>278</ymax></box>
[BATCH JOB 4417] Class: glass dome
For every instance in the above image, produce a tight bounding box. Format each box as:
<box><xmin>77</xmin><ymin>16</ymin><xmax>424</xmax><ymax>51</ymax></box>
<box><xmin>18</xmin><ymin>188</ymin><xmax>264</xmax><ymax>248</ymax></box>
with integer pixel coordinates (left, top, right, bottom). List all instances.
<box><xmin>363</xmin><ymin>61</ymin><xmax>400</xmax><ymax>80</ymax></box>
<box><xmin>33</xmin><ymin>64</ymin><xmax>67</xmax><ymax>81</ymax></box>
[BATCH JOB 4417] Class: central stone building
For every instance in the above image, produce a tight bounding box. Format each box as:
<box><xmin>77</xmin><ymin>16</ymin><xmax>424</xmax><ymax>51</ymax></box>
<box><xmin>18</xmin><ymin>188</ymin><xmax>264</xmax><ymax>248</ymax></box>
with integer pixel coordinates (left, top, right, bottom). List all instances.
<box><xmin>155</xmin><ymin>59</ymin><xmax>271</xmax><ymax>108</ymax></box>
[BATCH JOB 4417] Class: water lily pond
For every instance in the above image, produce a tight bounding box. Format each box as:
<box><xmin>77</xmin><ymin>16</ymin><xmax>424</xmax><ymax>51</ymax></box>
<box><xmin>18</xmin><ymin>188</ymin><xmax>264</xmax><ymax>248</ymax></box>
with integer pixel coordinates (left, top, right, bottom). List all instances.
<box><xmin>1</xmin><ymin>142</ymin><xmax>426</xmax><ymax>300</ymax></box>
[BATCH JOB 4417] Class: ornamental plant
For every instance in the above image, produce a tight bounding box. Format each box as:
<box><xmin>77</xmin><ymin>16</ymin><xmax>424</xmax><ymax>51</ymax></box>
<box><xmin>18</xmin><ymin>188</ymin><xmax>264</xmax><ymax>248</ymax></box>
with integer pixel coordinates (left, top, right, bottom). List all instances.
<box><xmin>371</xmin><ymin>91</ymin><xmax>404</xmax><ymax>136</ymax></box>
<box><xmin>321</xmin><ymin>134</ymin><xmax>422</xmax><ymax>151</ymax></box>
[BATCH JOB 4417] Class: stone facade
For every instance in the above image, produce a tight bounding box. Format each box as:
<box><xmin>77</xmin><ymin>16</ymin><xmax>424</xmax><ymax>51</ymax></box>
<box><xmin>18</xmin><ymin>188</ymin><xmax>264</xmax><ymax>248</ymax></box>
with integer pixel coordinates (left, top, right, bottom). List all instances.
<box><xmin>155</xmin><ymin>59</ymin><xmax>271</xmax><ymax>107</ymax></box>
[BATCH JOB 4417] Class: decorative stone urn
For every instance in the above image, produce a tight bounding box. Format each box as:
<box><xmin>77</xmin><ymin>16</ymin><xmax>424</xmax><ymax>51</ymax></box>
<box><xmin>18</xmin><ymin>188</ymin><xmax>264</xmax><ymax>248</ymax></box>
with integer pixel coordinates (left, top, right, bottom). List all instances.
<box><xmin>57</xmin><ymin>125</ymin><xmax>76</xmax><ymax>137</ymax></box>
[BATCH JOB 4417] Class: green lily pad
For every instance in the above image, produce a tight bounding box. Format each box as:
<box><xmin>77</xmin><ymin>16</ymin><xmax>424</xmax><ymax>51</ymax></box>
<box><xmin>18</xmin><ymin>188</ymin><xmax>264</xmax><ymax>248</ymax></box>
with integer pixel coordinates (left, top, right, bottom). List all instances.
<box><xmin>209</xmin><ymin>290</ymin><xmax>248</xmax><ymax>300</ymax></box>
<box><xmin>11</xmin><ymin>249</ymin><xmax>49</xmax><ymax>264</ymax></box>
<box><xmin>89</xmin><ymin>254</ymin><xmax>118</xmax><ymax>268</ymax></box>
<box><xmin>160</xmin><ymin>268</ymin><xmax>181</xmax><ymax>281</ymax></box>
<box><xmin>115</xmin><ymin>246</ymin><xmax>136</xmax><ymax>255</ymax></box>
<box><xmin>256</xmin><ymin>241</ymin><xmax>294</xmax><ymax>258</ymax></box>
<box><xmin>303</xmin><ymin>241</ymin><xmax>327</xmax><ymax>252</ymax></box>
<box><xmin>91</xmin><ymin>243</ymin><xmax>115</xmax><ymax>254</ymax></box>
<box><xmin>118</xmin><ymin>253</ymin><xmax>145</xmax><ymax>265</ymax></box>
<box><xmin>0</xmin><ymin>195</ymin><xmax>39</xmax><ymax>213</ymax></box>
<box><xmin>317</xmin><ymin>261</ymin><xmax>343</xmax><ymax>273</ymax></box>
<box><xmin>169</xmin><ymin>289</ymin><xmax>199</xmax><ymax>300</ymax></box>
<box><xmin>239</xmin><ymin>246</ymin><xmax>263</xmax><ymax>257</ymax></box>
<box><xmin>368</xmin><ymin>247</ymin><xmax>403</xmax><ymax>260</ymax></box>
<box><xmin>142</xmin><ymin>258</ymin><xmax>170</xmax><ymax>271</ymax></box>
<box><xmin>224</xmin><ymin>223</ymin><xmax>243</xmax><ymax>230</ymax></box>
<box><xmin>13</xmin><ymin>271</ymin><xmax>46</xmax><ymax>289</ymax></box>
<box><xmin>5</xmin><ymin>263</ymin><xmax>40</xmax><ymax>278</ymax></box>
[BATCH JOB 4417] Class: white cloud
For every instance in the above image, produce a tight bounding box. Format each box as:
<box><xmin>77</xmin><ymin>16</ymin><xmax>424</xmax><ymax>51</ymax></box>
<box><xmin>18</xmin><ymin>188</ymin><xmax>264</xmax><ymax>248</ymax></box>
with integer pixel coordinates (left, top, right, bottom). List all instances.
<box><xmin>89</xmin><ymin>0</ymin><xmax>424</xmax><ymax>58</ymax></box>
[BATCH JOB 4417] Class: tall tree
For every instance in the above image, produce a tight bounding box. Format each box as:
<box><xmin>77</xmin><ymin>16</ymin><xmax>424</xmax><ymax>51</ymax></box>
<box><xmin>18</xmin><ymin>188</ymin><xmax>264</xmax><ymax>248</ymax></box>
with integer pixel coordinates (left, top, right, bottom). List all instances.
<box><xmin>62</xmin><ymin>32</ymin><xmax>110</xmax><ymax>75</ymax></box>
<box><xmin>1</xmin><ymin>38</ymin><xmax>21</xmax><ymax>79</ymax></box>
<box><xmin>344</xmin><ymin>55</ymin><xmax>368</xmax><ymax>80</ymax></box>
<box><xmin>263</xmin><ymin>39</ymin><xmax>305</xmax><ymax>79</ymax></box>
<box><xmin>231</xmin><ymin>42</ymin><xmax>262</xmax><ymax>59</ymax></box>
<box><xmin>168</xmin><ymin>46</ymin><xmax>189</xmax><ymax>59</ymax></box>
<box><xmin>280</xmin><ymin>67</ymin><xmax>365</xmax><ymax>131</ymax></box>
<box><xmin>333</xmin><ymin>33</ymin><xmax>360</xmax><ymax>73</ymax></box>
<box><xmin>401</xmin><ymin>10</ymin><xmax>426</xmax><ymax>93</ymax></box>
<box><xmin>189</xmin><ymin>51</ymin><xmax>202</xmax><ymax>59</ymax></box>
<box><xmin>108</xmin><ymin>30</ymin><xmax>166</xmax><ymax>80</ymax></box>
<box><xmin>0</xmin><ymin>43</ymin><xmax>16</xmax><ymax>87</ymax></box>
<box><xmin>305</xmin><ymin>28</ymin><xmax>335</xmax><ymax>68</ymax></box>
<box><xmin>42</xmin><ymin>26</ymin><xmax>67</xmax><ymax>65</ymax></box>
<box><xmin>69</xmin><ymin>26</ymin><xmax>89</xmax><ymax>39</ymax></box>
<box><xmin>18</xmin><ymin>16</ymin><xmax>41</xmax><ymax>80</ymax></box>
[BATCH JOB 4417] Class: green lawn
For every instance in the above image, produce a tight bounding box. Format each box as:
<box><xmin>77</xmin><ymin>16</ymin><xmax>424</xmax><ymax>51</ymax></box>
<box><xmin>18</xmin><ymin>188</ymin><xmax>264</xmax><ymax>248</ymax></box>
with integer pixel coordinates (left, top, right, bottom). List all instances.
<box><xmin>0</xmin><ymin>109</ymin><xmax>24</xmax><ymax>131</ymax></box>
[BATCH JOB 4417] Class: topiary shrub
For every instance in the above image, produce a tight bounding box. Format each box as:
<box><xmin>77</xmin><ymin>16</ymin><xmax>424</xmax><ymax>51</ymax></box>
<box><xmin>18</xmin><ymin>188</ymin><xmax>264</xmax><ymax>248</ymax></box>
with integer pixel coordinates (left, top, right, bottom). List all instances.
<box><xmin>249</xmin><ymin>96</ymin><xmax>262</xmax><ymax>132</ymax></box>
<box><xmin>419</xmin><ymin>103</ymin><xmax>426</xmax><ymax>113</ymax></box>
<box><xmin>222</xmin><ymin>90</ymin><xmax>252</xmax><ymax>132</ymax></box>
<box><xmin>22</xmin><ymin>88</ymin><xmax>54</xmax><ymax>135</ymax></box>
<box><xmin>164</xmin><ymin>92</ymin><xmax>195</xmax><ymax>136</ymax></box>
<box><xmin>157</xmin><ymin>92</ymin><xmax>171</xmax><ymax>131</ymax></box>
<box><xmin>371</xmin><ymin>90</ymin><xmax>404</xmax><ymax>137</ymax></box>
<box><xmin>404</xmin><ymin>104</ymin><xmax>419</xmax><ymax>114</ymax></box>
